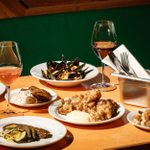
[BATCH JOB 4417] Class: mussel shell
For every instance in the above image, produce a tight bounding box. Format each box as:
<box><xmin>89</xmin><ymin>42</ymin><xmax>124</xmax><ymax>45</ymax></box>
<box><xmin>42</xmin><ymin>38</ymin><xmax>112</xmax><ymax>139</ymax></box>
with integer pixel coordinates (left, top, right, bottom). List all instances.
<box><xmin>42</xmin><ymin>55</ymin><xmax>93</xmax><ymax>80</ymax></box>
<box><xmin>55</xmin><ymin>62</ymin><xmax>66</xmax><ymax>70</ymax></box>
<box><xmin>73</xmin><ymin>63</ymin><xmax>86</xmax><ymax>72</ymax></box>
<box><xmin>68</xmin><ymin>72</ymin><xmax>82</xmax><ymax>80</ymax></box>
<box><xmin>41</xmin><ymin>70</ymin><xmax>48</xmax><ymax>79</ymax></box>
<box><xmin>47</xmin><ymin>72</ymin><xmax>56</xmax><ymax>80</ymax></box>
<box><xmin>61</xmin><ymin>54</ymin><xmax>67</xmax><ymax>62</ymax></box>
<box><xmin>80</xmin><ymin>69</ymin><xmax>93</xmax><ymax>78</ymax></box>
<box><xmin>67</xmin><ymin>57</ymin><xmax>79</xmax><ymax>67</ymax></box>
<box><xmin>47</xmin><ymin>61</ymin><xmax>58</xmax><ymax>69</ymax></box>
<box><xmin>52</xmin><ymin>70</ymin><xmax>63</xmax><ymax>77</ymax></box>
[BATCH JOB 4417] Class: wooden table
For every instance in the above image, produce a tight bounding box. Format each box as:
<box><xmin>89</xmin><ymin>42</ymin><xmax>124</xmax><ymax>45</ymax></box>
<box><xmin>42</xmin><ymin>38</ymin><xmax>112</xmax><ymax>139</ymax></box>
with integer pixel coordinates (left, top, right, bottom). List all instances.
<box><xmin>0</xmin><ymin>68</ymin><xmax>150</xmax><ymax>150</ymax></box>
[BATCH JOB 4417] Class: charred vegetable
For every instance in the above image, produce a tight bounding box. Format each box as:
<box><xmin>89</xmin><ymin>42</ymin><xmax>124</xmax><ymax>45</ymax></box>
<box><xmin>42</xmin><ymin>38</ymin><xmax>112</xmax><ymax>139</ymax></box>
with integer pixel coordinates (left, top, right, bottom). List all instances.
<box><xmin>0</xmin><ymin>123</ymin><xmax>52</xmax><ymax>143</ymax></box>
<box><xmin>41</xmin><ymin>55</ymin><xmax>93</xmax><ymax>80</ymax></box>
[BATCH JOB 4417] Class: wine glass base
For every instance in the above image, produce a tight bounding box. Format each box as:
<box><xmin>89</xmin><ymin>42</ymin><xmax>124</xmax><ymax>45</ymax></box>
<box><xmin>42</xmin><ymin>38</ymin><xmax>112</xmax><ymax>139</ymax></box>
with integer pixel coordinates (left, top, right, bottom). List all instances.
<box><xmin>90</xmin><ymin>82</ymin><xmax>116</xmax><ymax>91</ymax></box>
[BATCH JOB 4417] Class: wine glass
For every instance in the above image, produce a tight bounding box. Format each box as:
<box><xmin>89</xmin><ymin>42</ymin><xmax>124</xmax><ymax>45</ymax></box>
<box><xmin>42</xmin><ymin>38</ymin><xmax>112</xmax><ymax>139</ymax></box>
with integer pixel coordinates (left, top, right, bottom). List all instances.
<box><xmin>91</xmin><ymin>20</ymin><xmax>117</xmax><ymax>91</ymax></box>
<box><xmin>0</xmin><ymin>41</ymin><xmax>23</xmax><ymax>116</ymax></box>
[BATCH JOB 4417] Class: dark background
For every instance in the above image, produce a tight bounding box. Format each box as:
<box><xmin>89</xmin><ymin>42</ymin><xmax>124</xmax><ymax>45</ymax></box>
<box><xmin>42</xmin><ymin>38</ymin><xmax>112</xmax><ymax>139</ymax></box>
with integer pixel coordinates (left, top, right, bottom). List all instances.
<box><xmin>0</xmin><ymin>5</ymin><xmax>149</xmax><ymax>75</ymax></box>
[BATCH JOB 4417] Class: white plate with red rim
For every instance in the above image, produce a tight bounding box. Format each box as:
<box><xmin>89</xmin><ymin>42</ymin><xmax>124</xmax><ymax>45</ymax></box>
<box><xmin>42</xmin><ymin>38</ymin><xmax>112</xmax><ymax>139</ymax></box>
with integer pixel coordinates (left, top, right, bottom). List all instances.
<box><xmin>0</xmin><ymin>116</ymin><xmax>67</xmax><ymax>149</ymax></box>
<box><xmin>127</xmin><ymin>109</ymin><xmax>150</xmax><ymax>130</ymax></box>
<box><xmin>48</xmin><ymin>100</ymin><xmax>125</xmax><ymax>125</ymax></box>
<box><xmin>0</xmin><ymin>83</ymin><xmax>6</xmax><ymax>95</ymax></box>
<box><xmin>5</xmin><ymin>87</ymin><xmax>57</xmax><ymax>107</ymax></box>
<box><xmin>30</xmin><ymin>62</ymin><xmax>99</xmax><ymax>87</ymax></box>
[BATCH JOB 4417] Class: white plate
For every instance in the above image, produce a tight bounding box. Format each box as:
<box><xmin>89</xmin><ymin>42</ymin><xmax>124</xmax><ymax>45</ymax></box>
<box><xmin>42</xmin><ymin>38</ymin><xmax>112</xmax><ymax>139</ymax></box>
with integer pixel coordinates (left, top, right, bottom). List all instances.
<box><xmin>30</xmin><ymin>62</ymin><xmax>99</xmax><ymax>87</ymax></box>
<box><xmin>5</xmin><ymin>88</ymin><xmax>57</xmax><ymax>107</ymax></box>
<box><xmin>0</xmin><ymin>83</ymin><xmax>6</xmax><ymax>95</ymax></box>
<box><xmin>0</xmin><ymin>116</ymin><xmax>67</xmax><ymax>149</ymax></box>
<box><xmin>48</xmin><ymin>100</ymin><xmax>125</xmax><ymax>125</ymax></box>
<box><xmin>127</xmin><ymin>109</ymin><xmax>150</xmax><ymax>130</ymax></box>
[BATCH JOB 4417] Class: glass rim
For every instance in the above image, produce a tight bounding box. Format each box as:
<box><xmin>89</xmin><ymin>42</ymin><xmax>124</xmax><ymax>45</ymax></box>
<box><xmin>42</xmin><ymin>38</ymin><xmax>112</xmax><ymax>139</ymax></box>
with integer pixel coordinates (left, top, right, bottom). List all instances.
<box><xmin>0</xmin><ymin>41</ymin><xmax>18</xmax><ymax>47</ymax></box>
<box><xmin>95</xmin><ymin>19</ymin><xmax>113</xmax><ymax>22</ymax></box>
<box><xmin>94</xmin><ymin>19</ymin><xmax>114</xmax><ymax>24</ymax></box>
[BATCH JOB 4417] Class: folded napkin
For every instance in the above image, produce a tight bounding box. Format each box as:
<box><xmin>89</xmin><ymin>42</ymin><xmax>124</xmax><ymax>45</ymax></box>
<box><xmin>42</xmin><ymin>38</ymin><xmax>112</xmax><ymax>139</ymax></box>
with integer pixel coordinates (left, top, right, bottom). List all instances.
<box><xmin>102</xmin><ymin>44</ymin><xmax>150</xmax><ymax>80</ymax></box>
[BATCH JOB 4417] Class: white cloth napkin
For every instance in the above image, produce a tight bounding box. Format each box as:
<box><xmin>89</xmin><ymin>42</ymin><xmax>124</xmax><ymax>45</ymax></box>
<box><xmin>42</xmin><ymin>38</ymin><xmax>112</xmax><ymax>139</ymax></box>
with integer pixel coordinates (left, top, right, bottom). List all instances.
<box><xmin>102</xmin><ymin>44</ymin><xmax>150</xmax><ymax>80</ymax></box>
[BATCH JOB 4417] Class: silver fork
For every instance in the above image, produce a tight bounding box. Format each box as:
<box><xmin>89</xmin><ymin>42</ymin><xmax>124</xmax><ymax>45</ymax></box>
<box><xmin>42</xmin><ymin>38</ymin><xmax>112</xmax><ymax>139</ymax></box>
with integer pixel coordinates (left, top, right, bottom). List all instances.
<box><xmin>120</xmin><ymin>52</ymin><xmax>138</xmax><ymax>77</ymax></box>
<box><xmin>109</xmin><ymin>52</ymin><xmax>129</xmax><ymax>75</ymax></box>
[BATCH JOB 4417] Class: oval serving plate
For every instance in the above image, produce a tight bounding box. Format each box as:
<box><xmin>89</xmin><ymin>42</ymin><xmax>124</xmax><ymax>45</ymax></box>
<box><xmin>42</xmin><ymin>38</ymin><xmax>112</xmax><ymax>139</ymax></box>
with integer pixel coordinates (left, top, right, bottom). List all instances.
<box><xmin>30</xmin><ymin>62</ymin><xmax>99</xmax><ymax>87</ymax></box>
<box><xmin>0</xmin><ymin>116</ymin><xmax>67</xmax><ymax>149</ymax></box>
<box><xmin>48</xmin><ymin>100</ymin><xmax>125</xmax><ymax>125</ymax></box>
<box><xmin>5</xmin><ymin>87</ymin><xmax>57</xmax><ymax>107</ymax></box>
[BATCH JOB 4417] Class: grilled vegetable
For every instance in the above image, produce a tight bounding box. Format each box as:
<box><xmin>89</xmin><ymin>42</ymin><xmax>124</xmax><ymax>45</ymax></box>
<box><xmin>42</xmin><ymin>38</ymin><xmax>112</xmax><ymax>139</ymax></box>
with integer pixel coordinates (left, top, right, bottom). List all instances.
<box><xmin>41</xmin><ymin>55</ymin><xmax>93</xmax><ymax>80</ymax></box>
<box><xmin>13</xmin><ymin>131</ymin><xmax>26</xmax><ymax>142</ymax></box>
<box><xmin>1</xmin><ymin>124</ymin><xmax>26</xmax><ymax>142</ymax></box>
<box><xmin>0</xmin><ymin>123</ymin><xmax>52</xmax><ymax>143</ymax></box>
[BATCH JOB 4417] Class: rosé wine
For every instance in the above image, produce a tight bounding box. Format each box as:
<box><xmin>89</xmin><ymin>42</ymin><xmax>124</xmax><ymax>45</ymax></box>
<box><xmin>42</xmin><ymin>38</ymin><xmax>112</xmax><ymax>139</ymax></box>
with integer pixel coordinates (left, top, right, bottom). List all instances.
<box><xmin>0</xmin><ymin>66</ymin><xmax>22</xmax><ymax>86</ymax></box>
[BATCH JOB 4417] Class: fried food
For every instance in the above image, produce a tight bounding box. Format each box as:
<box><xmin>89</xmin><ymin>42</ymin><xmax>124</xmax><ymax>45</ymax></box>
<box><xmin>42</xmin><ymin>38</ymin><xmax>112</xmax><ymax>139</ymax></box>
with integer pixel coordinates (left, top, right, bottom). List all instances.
<box><xmin>25</xmin><ymin>96</ymin><xmax>37</xmax><ymax>104</ymax></box>
<box><xmin>29</xmin><ymin>86</ymin><xmax>51</xmax><ymax>102</ymax></box>
<box><xmin>10</xmin><ymin>86</ymin><xmax>52</xmax><ymax>105</ymax></box>
<box><xmin>57</xmin><ymin>90</ymin><xmax>119</xmax><ymax>122</ymax></box>
<box><xmin>91</xmin><ymin>99</ymin><xmax>119</xmax><ymax>121</ymax></box>
<box><xmin>57</xmin><ymin>90</ymin><xmax>101</xmax><ymax>115</ymax></box>
<box><xmin>133</xmin><ymin>109</ymin><xmax>150</xmax><ymax>127</ymax></box>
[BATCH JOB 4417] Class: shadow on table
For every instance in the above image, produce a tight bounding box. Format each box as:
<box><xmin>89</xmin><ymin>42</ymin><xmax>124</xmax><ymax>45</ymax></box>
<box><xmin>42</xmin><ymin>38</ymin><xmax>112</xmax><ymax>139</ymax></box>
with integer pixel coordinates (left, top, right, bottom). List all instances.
<box><xmin>0</xmin><ymin>130</ymin><xmax>73</xmax><ymax>150</ymax></box>
<box><xmin>115</xmin><ymin>143</ymin><xmax>150</xmax><ymax>150</ymax></box>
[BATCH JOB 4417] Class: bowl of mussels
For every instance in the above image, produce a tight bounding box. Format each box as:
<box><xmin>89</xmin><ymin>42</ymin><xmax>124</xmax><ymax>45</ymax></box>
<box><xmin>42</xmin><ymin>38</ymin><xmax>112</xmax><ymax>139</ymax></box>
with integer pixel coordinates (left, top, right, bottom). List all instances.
<box><xmin>30</xmin><ymin>55</ymin><xmax>99</xmax><ymax>87</ymax></box>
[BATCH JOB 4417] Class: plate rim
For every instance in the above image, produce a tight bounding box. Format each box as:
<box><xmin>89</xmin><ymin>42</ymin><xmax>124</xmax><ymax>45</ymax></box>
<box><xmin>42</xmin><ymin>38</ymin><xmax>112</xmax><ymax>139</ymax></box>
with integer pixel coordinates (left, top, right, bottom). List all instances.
<box><xmin>48</xmin><ymin>100</ymin><xmax>125</xmax><ymax>125</ymax></box>
<box><xmin>5</xmin><ymin>87</ymin><xmax>57</xmax><ymax>107</ymax></box>
<box><xmin>127</xmin><ymin>109</ymin><xmax>150</xmax><ymax>130</ymax></box>
<box><xmin>30</xmin><ymin>62</ymin><xmax>99</xmax><ymax>86</ymax></box>
<box><xmin>0</xmin><ymin>83</ymin><xmax>6</xmax><ymax>95</ymax></box>
<box><xmin>0</xmin><ymin>116</ymin><xmax>67</xmax><ymax>149</ymax></box>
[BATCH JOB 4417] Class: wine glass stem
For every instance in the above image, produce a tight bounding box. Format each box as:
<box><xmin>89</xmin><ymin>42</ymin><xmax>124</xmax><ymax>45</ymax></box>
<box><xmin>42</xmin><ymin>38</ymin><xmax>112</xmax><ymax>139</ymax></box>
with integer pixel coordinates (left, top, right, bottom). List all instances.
<box><xmin>101</xmin><ymin>62</ymin><xmax>105</xmax><ymax>83</ymax></box>
<box><xmin>6</xmin><ymin>85</ymin><xmax>11</xmax><ymax>112</ymax></box>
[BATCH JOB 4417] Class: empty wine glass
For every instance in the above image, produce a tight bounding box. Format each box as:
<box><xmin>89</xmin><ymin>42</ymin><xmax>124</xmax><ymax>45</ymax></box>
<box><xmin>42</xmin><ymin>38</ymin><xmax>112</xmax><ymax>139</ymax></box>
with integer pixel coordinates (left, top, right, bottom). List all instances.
<box><xmin>91</xmin><ymin>20</ymin><xmax>117</xmax><ymax>91</ymax></box>
<box><xmin>0</xmin><ymin>41</ymin><xmax>23</xmax><ymax>116</ymax></box>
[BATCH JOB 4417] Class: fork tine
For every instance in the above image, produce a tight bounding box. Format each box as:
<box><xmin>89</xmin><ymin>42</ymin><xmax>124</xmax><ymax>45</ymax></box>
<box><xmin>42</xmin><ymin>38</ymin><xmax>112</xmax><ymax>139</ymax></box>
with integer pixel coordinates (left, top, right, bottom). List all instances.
<box><xmin>124</xmin><ymin>52</ymin><xmax>128</xmax><ymax>61</ymax></box>
<box><xmin>123</xmin><ymin>53</ymin><xmax>126</xmax><ymax>66</ymax></box>
<box><xmin>122</xmin><ymin>52</ymin><xmax>128</xmax><ymax>67</ymax></box>
<box><xmin>121</xmin><ymin>52</ymin><xmax>125</xmax><ymax>66</ymax></box>
<box><xmin>121</xmin><ymin>52</ymin><xmax>138</xmax><ymax>77</ymax></box>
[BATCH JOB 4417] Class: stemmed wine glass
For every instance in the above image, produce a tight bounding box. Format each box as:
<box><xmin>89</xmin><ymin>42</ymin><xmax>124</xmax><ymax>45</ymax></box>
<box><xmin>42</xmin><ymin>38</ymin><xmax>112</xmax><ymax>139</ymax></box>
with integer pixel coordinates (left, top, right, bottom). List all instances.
<box><xmin>0</xmin><ymin>41</ymin><xmax>23</xmax><ymax>116</ymax></box>
<box><xmin>91</xmin><ymin>20</ymin><xmax>117</xmax><ymax>91</ymax></box>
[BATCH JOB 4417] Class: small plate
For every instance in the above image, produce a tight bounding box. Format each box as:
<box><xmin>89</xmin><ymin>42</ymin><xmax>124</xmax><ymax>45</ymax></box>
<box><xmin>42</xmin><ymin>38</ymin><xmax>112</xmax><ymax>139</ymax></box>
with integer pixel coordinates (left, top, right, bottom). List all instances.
<box><xmin>48</xmin><ymin>100</ymin><xmax>125</xmax><ymax>125</ymax></box>
<box><xmin>30</xmin><ymin>62</ymin><xmax>99</xmax><ymax>87</ymax></box>
<box><xmin>127</xmin><ymin>109</ymin><xmax>150</xmax><ymax>130</ymax></box>
<box><xmin>5</xmin><ymin>88</ymin><xmax>57</xmax><ymax>107</ymax></box>
<box><xmin>0</xmin><ymin>116</ymin><xmax>67</xmax><ymax>149</ymax></box>
<box><xmin>0</xmin><ymin>83</ymin><xmax>6</xmax><ymax>95</ymax></box>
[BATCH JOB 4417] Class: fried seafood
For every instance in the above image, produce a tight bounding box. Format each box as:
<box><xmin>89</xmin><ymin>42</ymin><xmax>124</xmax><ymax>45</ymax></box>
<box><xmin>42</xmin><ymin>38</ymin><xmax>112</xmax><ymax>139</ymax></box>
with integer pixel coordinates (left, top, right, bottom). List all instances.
<box><xmin>133</xmin><ymin>109</ymin><xmax>150</xmax><ymax>127</ymax></box>
<box><xmin>91</xmin><ymin>99</ymin><xmax>119</xmax><ymax>121</ymax></box>
<box><xmin>57</xmin><ymin>90</ymin><xmax>101</xmax><ymax>115</ymax></box>
<box><xmin>57</xmin><ymin>90</ymin><xmax>119</xmax><ymax>122</ymax></box>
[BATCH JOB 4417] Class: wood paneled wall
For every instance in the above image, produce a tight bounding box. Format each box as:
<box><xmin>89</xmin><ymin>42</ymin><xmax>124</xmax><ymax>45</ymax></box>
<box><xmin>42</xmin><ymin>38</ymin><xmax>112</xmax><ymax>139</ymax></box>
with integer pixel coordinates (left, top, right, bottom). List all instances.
<box><xmin>0</xmin><ymin>0</ymin><xmax>150</xmax><ymax>19</ymax></box>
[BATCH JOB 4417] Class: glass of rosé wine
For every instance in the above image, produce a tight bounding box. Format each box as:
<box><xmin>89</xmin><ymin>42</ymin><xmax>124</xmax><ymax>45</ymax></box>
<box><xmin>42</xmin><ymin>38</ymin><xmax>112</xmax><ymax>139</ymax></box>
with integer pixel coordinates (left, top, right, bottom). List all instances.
<box><xmin>91</xmin><ymin>20</ymin><xmax>117</xmax><ymax>91</ymax></box>
<box><xmin>0</xmin><ymin>41</ymin><xmax>23</xmax><ymax>116</ymax></box>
